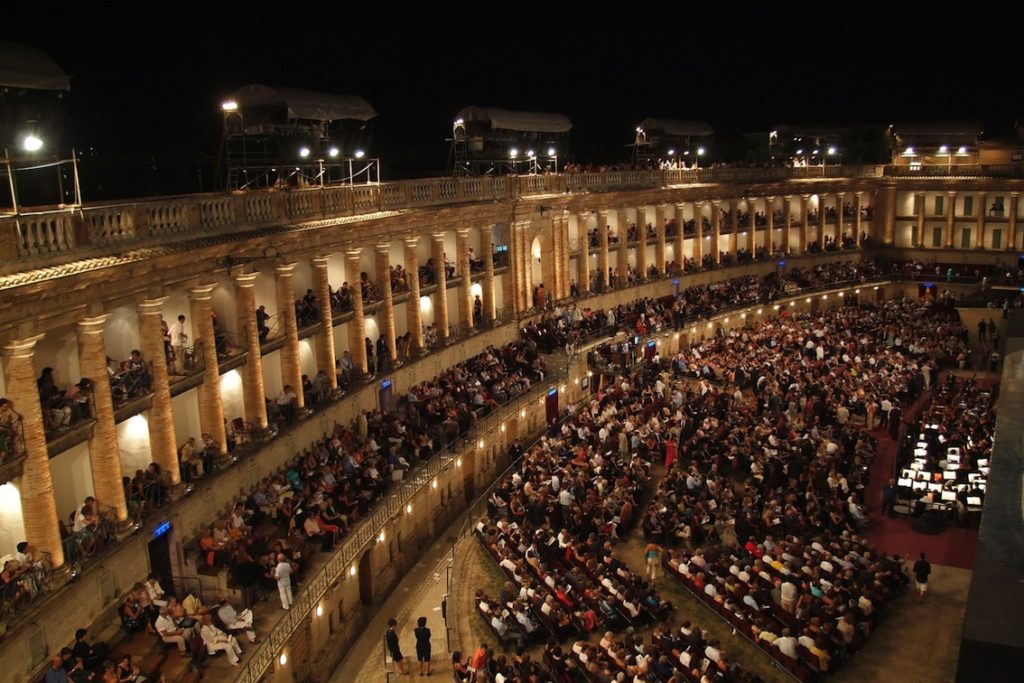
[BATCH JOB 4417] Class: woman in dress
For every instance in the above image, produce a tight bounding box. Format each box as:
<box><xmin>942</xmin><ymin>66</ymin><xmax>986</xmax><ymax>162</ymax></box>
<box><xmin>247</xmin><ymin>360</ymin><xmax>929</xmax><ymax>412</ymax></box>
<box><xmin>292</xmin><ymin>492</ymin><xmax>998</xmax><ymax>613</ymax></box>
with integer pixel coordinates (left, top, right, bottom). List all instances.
<box><xmin>414</xmin><ymin>616</ymin><xmax>432</xmax><ymax>676</ymax></box>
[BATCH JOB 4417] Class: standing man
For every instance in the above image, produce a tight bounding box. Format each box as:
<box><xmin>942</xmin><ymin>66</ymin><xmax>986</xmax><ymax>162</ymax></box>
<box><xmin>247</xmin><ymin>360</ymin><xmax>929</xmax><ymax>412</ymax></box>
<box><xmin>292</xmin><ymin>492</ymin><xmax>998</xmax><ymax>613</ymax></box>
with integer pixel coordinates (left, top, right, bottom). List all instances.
<box><xmin>385</xmin><ymin>618</ymin><xmax>407</xmax><ymax>675</ymax></box>
<box><xmin>274</xmin><ymin>553</ymin><xmax>293</xmax><ymax>610</ymax></box>
<box><xmin>168</xmin><ymin>314</ymin><xmax>188</xmax><ymax>374</ymax></box>
<box><xmin>913</xmin><ymin>552</ymin><xmax>931</xmax><ymax>602</ymax></box>
<box><xmin>256</xmin><ymin>306</ymin><xmax>271</xmax><ymax>344</ymax></box>
<box><xmin>644</xmin><ymin>541</ymin><xmax>663</xmax><ymax>586</ymax></box>
<box><xmin>881</xmin><ymin>478</ymin><xmax>898</xmax><ymax>518</ymax></box>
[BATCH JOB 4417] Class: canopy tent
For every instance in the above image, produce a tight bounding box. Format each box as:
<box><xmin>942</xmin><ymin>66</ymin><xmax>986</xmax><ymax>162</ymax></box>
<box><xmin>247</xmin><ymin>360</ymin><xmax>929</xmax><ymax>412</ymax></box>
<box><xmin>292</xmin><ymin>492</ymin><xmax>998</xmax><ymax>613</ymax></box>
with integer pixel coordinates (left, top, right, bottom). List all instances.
<box><xmin>772</xmin><ymin>124</ymin><xmax>843</xmax><ymax>138</ymax></box>
<box><xmin>456</xmin><ymin>106</ymin><xmax>572</xmax><ymax>133</ymax></box>
<box><xmin>230</xmin><ymin>84</ymin><xmax>377</xmax><ymax>122</ymax></box>
<box><xmin>0</xmin><ymin>41</ymin><xmax>70</xmax><ymax>90</ymax></box>
<box><xmin>638</xmin><ymin>118</ymin><xmax>713</xmax><ymax>137</ymax></box>
<box><xmin>892</xmin><ymin>121</ymin><xmax>983</xmax><ymax>136</ymax></box>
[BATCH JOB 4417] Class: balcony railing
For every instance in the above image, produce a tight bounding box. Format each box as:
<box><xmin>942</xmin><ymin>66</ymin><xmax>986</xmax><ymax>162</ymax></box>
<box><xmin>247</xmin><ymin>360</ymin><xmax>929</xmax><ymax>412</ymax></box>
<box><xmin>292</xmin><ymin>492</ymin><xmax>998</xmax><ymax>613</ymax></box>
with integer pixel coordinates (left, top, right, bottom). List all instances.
<box><xmin>0</xmin><ymin>408</ymin><xmax>27</xmax><ymax>485</ymax></box>
<box><xmin>0</xmin><ymin>166</ymin><xmax>886</xmax><ymax>274</ymax></box>
<box><xmin>884</xmin><ymin>164</ymin><xmax>1024</xmax><ymax>178</ymax></box>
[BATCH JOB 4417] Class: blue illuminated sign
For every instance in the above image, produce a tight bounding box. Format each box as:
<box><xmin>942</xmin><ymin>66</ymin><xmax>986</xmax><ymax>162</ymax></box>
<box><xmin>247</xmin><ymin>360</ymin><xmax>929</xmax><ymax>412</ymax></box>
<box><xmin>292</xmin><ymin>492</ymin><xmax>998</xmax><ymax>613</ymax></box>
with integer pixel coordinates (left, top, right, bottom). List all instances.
<box><xmin>548</xmin><ymin>388</ymin><xmax>557</xmax><ymax>397</ymax></box>
<box><xmin>647</xmin><ymin>340</ymin><xmax>656</xmax><ymax>348</ymax></box>
<box><xmin>381</xmin><ymin>379</ymin><xmax>392</xmax><ymax>389</ymax></box>
<box><xmin>153</xmin><ymin>521</ymin><xmax>172</xmax><ymax>538</ymax></box>
<box><xmin>777</xmin><ymin>261</ymin><xmax>786</xmax><ymax>267</ymax></box>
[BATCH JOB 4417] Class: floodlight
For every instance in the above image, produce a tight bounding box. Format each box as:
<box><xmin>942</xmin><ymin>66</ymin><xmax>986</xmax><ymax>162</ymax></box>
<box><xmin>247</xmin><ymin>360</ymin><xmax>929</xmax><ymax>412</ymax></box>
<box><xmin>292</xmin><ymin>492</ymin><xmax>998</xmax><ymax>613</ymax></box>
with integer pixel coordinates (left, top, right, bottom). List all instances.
<box><xmin>21</xmin><ymin>134</ymin><xmax>43</xmax><ymax>152</ymax></box>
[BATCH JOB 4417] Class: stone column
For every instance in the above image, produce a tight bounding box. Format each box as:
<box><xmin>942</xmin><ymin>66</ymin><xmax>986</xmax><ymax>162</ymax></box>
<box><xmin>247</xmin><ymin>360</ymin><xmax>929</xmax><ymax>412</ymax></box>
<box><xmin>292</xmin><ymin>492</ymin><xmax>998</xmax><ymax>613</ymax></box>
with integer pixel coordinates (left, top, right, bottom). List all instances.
<box><xmin>2</xmin><ymin>337</ymin><xmax>65</xmax><ymax>569</ymax></box>
<box><xmin>816</xmin><ymin>195</ymin><xmax>826</xmax><ymax>247</ymax></box>
<box><xmin>189</xmin><ymin>286</ymin><xmax>227</xmax><ymax>453</ymax></box>
<box><xmin>1008</xmin><ymin>193</ymin><xmax>1019</xmax><ymax>251</ymax></box>
<box><xmin>558</xmin><ymin>212</ymin><xmax>571</xmax><ymax>298</ymax></box>
<box><xmin>692</xmin><ymin>201</ymin><xmax>704</xmax><ymax>264</ymax></box>
<box><xmin>483</xmin><ymin>238</ymin><xmax>496</xmax><ymax>323</ymax></box>
<box><xmin>375</xmin><ymin>244</ymin><xmax>398</xmax><ymax>360</ymax></box>
<box><xmin>137</xmin><ymin>299</ymin><xmax>182</xmax><ymax>488</ymax></box>
<box><xmin>711</xmin><ymin>200</ymin><xmax>722</xmax><ymax>265</ymax></box>
<box><xmin>749</xmin><ymin>198</ymin><xmax>757</xmax><ymax>254</ymax></box>
<box><xmin>512</xmin><ymin>221</ymin><xmax>530</xmax><ymax>311</ymax></box>
<box><xmin>667</xmin><ymin>202</ymin><xmax>684</xmax><ymax>266</ymax></box>
<box><xmin>346</xmin><ymin>249</ymin><xmax>368</xmax><ymax>373</ymax></box>
<box><xmin>799</xmin><ymin>195</ymin><xmax>810</xmax><ymax>253</ymax></box>
<box><xmin>431</xmin><ymin>235</ymin><xmax>450</xmax><ymax>338</ymax></box>
<box><xmin>578</xmin><ymin>212</ymin><xmax>591</xmax><ymax>294</ymax></box>
<box><xmin>455</xmin><ymin>229</ymin><xmax>472</xmax><ymax>331</ymax></box>
<box><xmin>977</xmin><ymin>192</ymin><xmax>987</xmax><ymax>249</ymax></box>
<box><xmin>945</xmin><ymin>192</ymin><xmax>956</xmax><ymax>249</ymax></box>
<box><xmin>597</xmin><ymin>209</ymin><xmax>610</xmax><ymax>291</ymax></box>
<box><xmin>881</xmin><ymin>186</ymin><xmax>896</xmax><ymax>245</ymax></box>
<box><xmin>636</xmin><ymin>207</ymin><xmax>648</xmax><ymax>281</ymax></box>
<box><xmin>654</xmin><ymin>205</ymin><xmax>666</xmax><ymax>273</ymax></box>
<box><xmin>541</xmin><ymin>228</ymin><xmax>555</xmax><ymax>301</ymax></box>
<box><xmin>76</xmin><ymin>316</ymin><xmax>129</xmax><ymax>525</ymax></box>
<box><xmin>548</xmin><ymin>214</ymin><xmax>562</xmax><ymax>298</ymax></box>
<box><xmin>616</xmin><ymin>208</ymin><xmax>629</xmax><ymax>286</ymax></box>
<box><xmin>404</xmin><ymin>237</ymin><xmax>425</xmax><ymax>350</ymax></box>
<box><xmin>916</xmin><ymin>192</ymin><xmax>926</xmax><ymax>248</ymax></box>
<box><xmin>727</xmin><ymin>199</ymin><xmax>738</xmax><ymax>259</ymax></box>
<box><xmin>232</xmin><ymin>274</ymin><xmax>269</xmax><ymax>429</ymax></box>
<box><xmin>855</xmin><ymin>192</ymin><xmax>864</xmax><ymax>246</ymax></box>
<box><xmin>765</xmin><ymin>197</ymin><xmax>775</xmax><ymax>255</ymax></box>
<box><xmin>274</xmin><ymin>264</ymin><xmax>305</xmax><ymax>409</ymax></box>
<box><xmin>836</xmin><ymin>192</ymin><xmax>845</xmax><ymax>243</ymax></box>
<box><xmin>783</xmin><ymin>195</ymin><xmax>793</xmax><ymax>254</ymax></box>
<box><xmin>310</xmin><ymin>257</ymin><xmax>339</xmax><ymax>394</ymax></box>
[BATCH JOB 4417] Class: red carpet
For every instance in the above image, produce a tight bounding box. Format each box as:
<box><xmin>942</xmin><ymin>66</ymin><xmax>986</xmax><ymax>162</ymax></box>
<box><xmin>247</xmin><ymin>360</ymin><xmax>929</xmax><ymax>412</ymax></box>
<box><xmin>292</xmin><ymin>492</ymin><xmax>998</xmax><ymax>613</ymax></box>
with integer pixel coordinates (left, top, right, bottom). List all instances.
<box><xmin>860</xmin><ymin>383</ymin><xmax>979</xmax><ymax>570</ymax></box>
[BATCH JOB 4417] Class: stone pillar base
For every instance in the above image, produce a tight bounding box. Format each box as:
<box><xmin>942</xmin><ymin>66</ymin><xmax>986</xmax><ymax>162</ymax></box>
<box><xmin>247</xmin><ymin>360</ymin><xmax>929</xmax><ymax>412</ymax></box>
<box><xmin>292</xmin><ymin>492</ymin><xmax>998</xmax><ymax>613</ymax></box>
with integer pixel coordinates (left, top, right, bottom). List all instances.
<box><xmin>114</xmin><ymin>517</ymin><xmax>135</xmax><ymax>541</ymax></box>
<box><xmin>168</xmin><ymin>482</ymin><xmax>188</xmax><ymax>502</ymax></box>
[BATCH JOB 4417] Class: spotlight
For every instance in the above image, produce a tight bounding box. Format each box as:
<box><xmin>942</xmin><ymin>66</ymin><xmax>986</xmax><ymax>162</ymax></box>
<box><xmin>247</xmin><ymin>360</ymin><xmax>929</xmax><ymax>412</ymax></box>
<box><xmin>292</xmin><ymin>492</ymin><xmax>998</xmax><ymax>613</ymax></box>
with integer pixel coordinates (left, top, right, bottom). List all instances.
<box><xmin>21</xmin><ymin>134</ymin><xmax>43</xmax><ymax>152</ymax></box>
<box><xmin>354</xmin><ymin>149</ymin><xmax>365</xmax><ymax>159</ymax></box>
<box><xmin>298</xmin><ymin>147</ymin><xmax>311</xmax><ymax>158</ymax></box>
<box><xmin>221</xmin><ymin>100</ymin><xmax>238</xmax><ymax>112</ymax></box>
<box><xmin>328</xmin><ymin>147</ymin><xmax>340</xmax><ymax>158</ymax></box>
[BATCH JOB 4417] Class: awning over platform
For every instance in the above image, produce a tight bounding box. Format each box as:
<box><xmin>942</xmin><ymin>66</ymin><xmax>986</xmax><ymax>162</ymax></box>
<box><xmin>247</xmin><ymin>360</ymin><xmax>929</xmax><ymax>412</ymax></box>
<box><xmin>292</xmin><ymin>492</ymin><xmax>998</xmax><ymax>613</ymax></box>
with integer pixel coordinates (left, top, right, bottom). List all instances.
<box><xmin>456</xmin><ymin>106</ymin><xmax>572</xmax><ymax>133</ymax></box>
<box><xmin>231</xmin><ymin>84</ymin><xmax>377</xmax><ymax>122</ymax></box>
<box><xmin>638</xmin><ymin>119</ymin><xmax>713</xmax><ymax>137</ymax></box>
<box><xmin>0</xmin><ymin>41</ymin><xmax>70</xmax><ymax>90</ymax></box>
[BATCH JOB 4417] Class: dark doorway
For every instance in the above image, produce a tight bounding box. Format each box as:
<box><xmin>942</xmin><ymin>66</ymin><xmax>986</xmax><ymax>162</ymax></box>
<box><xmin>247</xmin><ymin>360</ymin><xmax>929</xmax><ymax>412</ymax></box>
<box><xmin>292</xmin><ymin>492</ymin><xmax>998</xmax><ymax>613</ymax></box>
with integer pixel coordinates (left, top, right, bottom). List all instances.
<box><xmin>358</xmin><ymin>550</ymin><xmax>373</xmax><ymax>606</ymax></box>
<box><xmin>644</xmin><ymin>339</ymin><xmax>657</xmax><ymax>361</ymax></box>
<box><xmin>148</xmin><ymin>529</ymin><xmax>172</xmax><ymax>587</ymax></box>
<box><xmin>378</xmin><ymin>379</ymin><xmax>396</xmax><ymax>414</ymax></box>
<box><xmin>463</xmin><ymin>456</ymin><xmax>476</xmax><ymax>505</ymax></box>
<box><xmin>545</xmin><ymin>387</ymin><xmax>559</xmax><ymax>426</ymax></box>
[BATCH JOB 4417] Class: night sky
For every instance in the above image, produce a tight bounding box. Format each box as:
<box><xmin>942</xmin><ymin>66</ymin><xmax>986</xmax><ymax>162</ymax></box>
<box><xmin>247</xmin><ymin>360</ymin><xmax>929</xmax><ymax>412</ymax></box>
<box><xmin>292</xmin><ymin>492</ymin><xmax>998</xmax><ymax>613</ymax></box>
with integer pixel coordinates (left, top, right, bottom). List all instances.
<box><xmin>4</xmin><ymin>2</ymin><xmax>1023</xmax><ymax>197</ymax></box>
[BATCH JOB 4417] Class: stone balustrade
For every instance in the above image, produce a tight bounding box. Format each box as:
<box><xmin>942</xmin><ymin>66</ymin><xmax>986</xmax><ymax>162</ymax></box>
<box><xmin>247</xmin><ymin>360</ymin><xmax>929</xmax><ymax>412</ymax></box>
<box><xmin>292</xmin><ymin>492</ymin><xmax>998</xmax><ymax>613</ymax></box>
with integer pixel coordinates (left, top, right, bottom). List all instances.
<box><xmin>0</xmin><ymin>166</ymin><xmax>886</xmax><ymax>272</ymax></box>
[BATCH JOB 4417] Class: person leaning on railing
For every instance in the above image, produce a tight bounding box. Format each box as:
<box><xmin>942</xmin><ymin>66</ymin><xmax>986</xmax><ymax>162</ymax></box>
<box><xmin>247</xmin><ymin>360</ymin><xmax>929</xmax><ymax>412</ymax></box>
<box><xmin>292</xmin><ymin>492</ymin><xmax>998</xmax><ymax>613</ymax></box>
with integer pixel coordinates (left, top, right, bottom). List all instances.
<box><xmin>0</xmin><ymin>397</ymin><xmax>22</xmax><ymax>461</ymax></box>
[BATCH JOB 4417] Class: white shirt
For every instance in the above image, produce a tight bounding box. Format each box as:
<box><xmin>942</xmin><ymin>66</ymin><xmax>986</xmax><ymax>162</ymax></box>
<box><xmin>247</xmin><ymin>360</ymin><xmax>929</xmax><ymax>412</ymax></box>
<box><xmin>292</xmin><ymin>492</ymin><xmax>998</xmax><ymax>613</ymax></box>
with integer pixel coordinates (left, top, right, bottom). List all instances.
<box><xmin>145</xmin><ymin>580</ymin><xmax>165</xmax><ymax>601</ymax></box>
<box><xmin>274</xmin><ymin>561</ymin><xmax>292</xmax><ymax>587</ymax></box>
<box><xmin>155</xmin><ymin>615</ymin><xmax>179</xmax><ymax>636</ymax></box>
<box><xmin>776</xmin><ymin>635</ymin><xmax>798</xmax><ymax>658</ymax></box>
<box><xmin>168</xmin><ymin>321</ymin><xmax>187</xmax><ymax>347</ymax></box>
